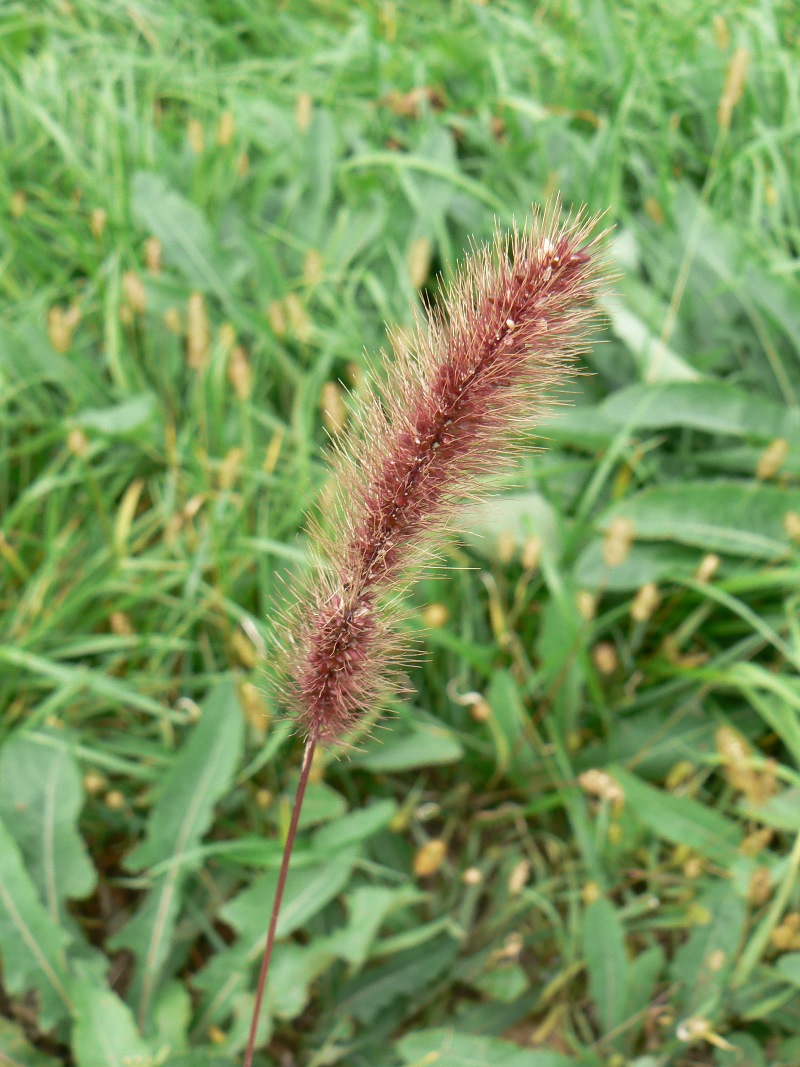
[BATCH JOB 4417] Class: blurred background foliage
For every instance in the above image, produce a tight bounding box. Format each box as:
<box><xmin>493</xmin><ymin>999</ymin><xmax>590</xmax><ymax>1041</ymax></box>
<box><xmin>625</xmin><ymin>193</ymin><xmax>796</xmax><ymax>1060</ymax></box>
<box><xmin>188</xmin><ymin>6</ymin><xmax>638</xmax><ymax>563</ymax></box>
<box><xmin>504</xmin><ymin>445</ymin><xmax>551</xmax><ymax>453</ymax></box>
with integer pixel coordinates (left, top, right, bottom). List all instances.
<box><xmin>0</xmin><ymin>1</ymin><xmax>799</xmax><ymax>1065</ymax></box>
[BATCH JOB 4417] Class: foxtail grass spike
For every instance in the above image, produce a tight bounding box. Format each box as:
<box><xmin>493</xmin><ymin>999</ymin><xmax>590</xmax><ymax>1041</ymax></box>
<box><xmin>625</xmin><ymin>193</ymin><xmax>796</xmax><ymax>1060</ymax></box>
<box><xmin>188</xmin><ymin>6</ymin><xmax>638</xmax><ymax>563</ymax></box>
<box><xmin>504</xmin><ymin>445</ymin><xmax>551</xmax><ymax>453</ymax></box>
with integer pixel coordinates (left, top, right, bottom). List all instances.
<box><xmin>243</xmin><ymin>202</ymin><xmax>608</xmax><ymax>1067</ymax></box>
<box><xmin>283</xmin><ymin>201</ymin><xmax>607</xmax><ymax>745</ymax></box>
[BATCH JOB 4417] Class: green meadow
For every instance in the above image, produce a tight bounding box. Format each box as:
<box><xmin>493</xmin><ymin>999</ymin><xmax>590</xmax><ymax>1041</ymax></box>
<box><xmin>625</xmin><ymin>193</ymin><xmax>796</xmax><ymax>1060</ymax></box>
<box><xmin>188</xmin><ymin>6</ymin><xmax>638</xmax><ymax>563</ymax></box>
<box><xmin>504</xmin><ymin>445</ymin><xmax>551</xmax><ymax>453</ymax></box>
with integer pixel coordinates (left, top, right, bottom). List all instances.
<box><xmin>1</xmin><ymin>1</ymin><xmax>799</xmax><ymax>1064</ymax></box>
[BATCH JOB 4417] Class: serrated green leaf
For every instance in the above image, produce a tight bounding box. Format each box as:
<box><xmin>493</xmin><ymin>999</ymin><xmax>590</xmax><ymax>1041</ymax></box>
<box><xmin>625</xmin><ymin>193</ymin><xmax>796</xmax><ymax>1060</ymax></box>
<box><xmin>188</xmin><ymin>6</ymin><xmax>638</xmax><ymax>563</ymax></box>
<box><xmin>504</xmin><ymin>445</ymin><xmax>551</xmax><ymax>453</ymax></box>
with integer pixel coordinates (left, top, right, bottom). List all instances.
<box><xmin>396</xmin><ymin>1027</ymin><xmax>576</xmax><ymax>1066</ymax></box>
<box><xmin>610</xmin><ymin>767</ymin><xmax>742</xmax><ymax>864</ymax></box>
<box><xmin>0</xmin><ymin>815</ymin><xmax>72</xmax><ymax>1030</ymax></box>
<box><xmin>583</xmin><ymin>897</ymin><xmax>628</xmax><ymax>1034</ymax></box>
<box><xmin>600</xmin><ymin>481</ymin><xmax>800</xmax><ymax>558</ymax></box>
<box><xmin>109</xmin><ymin>680</ymin><xmax>243</xmax><ymax>1029</ymax></box>
<box><xmin>266</xmin><ymin>940</ymin><xmax>338</xmax><ymax>1019</ymax></box>
<box><xmin>70</xmin><ymin>977</ymin><xmax>155</xmax><ymax>1067</ymax></box>
<box><xmin>0</xmin><ymin>732</ymin><xmax>95</xmax><ymax>923</ymax></box>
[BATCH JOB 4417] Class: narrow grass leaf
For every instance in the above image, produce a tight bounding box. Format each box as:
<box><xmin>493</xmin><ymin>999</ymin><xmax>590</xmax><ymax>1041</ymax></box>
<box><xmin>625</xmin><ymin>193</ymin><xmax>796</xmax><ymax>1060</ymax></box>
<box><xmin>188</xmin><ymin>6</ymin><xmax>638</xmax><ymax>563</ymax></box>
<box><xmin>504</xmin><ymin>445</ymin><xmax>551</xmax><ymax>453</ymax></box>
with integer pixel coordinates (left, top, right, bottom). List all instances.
<box><xmin>0</xmin><ymin>816</ymin><xmax>72</xmax><ymax>1029</ymax></box>
<box><xmin>108</xmin><ymin>680</ymin><xmax>243</xmax><ymax>1029</ymax></box>
<box><xmin>0</xmin><ymin>732</ymin><xmax>95</xmax><ymax>924</ymax></box>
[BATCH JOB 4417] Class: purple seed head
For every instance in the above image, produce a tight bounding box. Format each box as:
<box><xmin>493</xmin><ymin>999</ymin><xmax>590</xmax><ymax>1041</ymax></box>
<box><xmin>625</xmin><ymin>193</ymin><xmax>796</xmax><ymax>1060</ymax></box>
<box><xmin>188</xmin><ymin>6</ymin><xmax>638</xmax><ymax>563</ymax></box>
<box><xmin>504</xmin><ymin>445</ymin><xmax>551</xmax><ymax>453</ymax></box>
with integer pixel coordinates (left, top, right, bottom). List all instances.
<box><xmin>280</xmin><ymin>202</ymin><xmax>608</xmax><ymax>744</ymax></box>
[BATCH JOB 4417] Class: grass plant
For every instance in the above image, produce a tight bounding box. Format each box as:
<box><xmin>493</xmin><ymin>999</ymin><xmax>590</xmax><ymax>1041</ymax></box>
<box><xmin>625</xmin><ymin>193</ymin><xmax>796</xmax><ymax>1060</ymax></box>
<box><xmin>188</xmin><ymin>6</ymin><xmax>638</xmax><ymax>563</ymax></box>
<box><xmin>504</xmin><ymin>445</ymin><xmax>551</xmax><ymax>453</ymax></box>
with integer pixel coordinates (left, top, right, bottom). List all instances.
<box><xmin>0</xmin><ymin>2</ymin><xmax>799</xmax><ymax>1066</ymax></box>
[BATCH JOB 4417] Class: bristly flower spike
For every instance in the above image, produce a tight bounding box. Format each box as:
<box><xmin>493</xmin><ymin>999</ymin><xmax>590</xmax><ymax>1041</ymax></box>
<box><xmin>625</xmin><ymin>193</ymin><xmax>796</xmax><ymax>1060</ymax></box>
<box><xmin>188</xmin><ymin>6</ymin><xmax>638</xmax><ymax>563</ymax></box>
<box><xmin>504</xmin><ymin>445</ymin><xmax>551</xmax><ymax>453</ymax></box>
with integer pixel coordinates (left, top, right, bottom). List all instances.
<box><xmin>243</xmin><ymin>201</ymin><xmax>608</xmax><ymax>1067</ymax></box>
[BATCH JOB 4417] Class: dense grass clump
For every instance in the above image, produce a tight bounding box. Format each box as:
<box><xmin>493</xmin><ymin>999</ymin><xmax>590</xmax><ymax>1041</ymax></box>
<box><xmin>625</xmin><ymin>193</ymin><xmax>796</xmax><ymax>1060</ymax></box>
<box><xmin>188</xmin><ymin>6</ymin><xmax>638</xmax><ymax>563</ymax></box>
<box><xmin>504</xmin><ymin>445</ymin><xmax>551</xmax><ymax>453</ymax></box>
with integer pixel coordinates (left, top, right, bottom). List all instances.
<box><xmin>0</xmin><ymin>2</ymin><xmax>798</xmax><ymax>1066</ymax></box>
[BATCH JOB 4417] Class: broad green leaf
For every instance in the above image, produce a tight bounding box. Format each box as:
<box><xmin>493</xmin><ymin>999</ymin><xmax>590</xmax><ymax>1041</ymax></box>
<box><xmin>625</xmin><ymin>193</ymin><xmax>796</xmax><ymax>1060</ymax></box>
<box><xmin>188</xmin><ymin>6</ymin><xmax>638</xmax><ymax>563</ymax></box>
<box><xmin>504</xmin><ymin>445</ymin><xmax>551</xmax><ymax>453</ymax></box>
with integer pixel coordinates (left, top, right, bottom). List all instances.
<box><xmin>671</xmin><ymin>883</ymin><xmax>746</xmax><ymax>1015</ymax></box>
<box><xmin>0</xmin><ymin>815</ymin><xmax>72</xmax><ymax>1029</ymax></box>
<box><xmin>484</xmin><ymin>670</ymin><xmax>538</xmax><ymax>783</ymax></box>
<box><xmin>266</xmin><ymin>940</ymin><xmax>338</xmax><ymax>1019</ymax></box>
<box><xmin>313</xmin><ymin>799</ymin><xmax>397</xmax><ymax>851</ymax></box>
<box><xmin>396</xmin><ymin>1027</ymin><xmax>576</xmax><ymax>1066</ymax></box>
<box><xmin>71</xmin><ymin>977</ymin><xmax>154</xmax><ymax>1067</ymax></box>
<box><xmin>545</xmin><ymin>405</ymin><xmax>619</xmax><ymax>450</ymax></box>
<box><xmin>0</xmin><ymin>732</ymin><xmax>95</xmax><ymax>923</ymax></box>
<box><xmin>351</xmin><ymin>718</ymin><xmax>463</xmax><ymax>772</ymax></box>
<box><xmin>194</xmin><ymin>853</ymin><xmax>357</xmax><ymax>1029</ymax></box>
<box><xmin>109</xmin><ymin>680</ymin><xmax>243</xmax><ymax>1028</ymax></box>
<box><xmin>623</xmin><ymin>945</ymin><xmax>664</xmax><ymax>1046</ymax></box>
<box><xmin>743</xmin><ymin>788</ymin><xmax>800</xmax><ymax>831</ymax></box>
<box><xmin>130</xmin><ymin>171</ymin><xmax>232</xmax><ymax>307</ymax></box>
<box><xmin>75</xmin><ymin>394</ymin><xmax>157</xmax><ymax>437</ymax></box>
<box><xmin>775</xmin><ymin>953</ymin><xmax>800</xmax><ymax>988</ymax></box>
<box><xmin>599</xmin><ymin>291</ymin><xmax>700</xmax><ymax>382</ymax></box>
<box><xmin>327</xmin><ymin>885</ymin><xmax>421</xmax><ymax>968</ymax></box>
<box><xmin>600</xmin><ymin>481</ymin><xmax>800</xmax><ymax>558</ymax></box>
<box><xmin>0</xmin><ymin>1016</ymin><xmax>62</xmax><ymax>1066</ymax></box>
<box><xmin>583</xmin><ymin>897</ymin><xmax>628</xmax><ymax>1034</ymax></box>
<box><xmin>574</xmin><ymin>539</ymin><xmax>702</xmax><ymax>592</ymax></box>
<box><xmin>199</xmin><ymin>881</ymin><xmax>421</xmax><ymax>1032</ymax></box>
<box><xmin>153</xmin><ymin>981</ymin><xmax>191</xmax><ymax>1052</ymax></box>
<box><xmin>714</xmin><ymin>1033</ymin><xmax>766</xmax><ymax>1067</ymax></box>
<box><xmin>459</xmin><ymin>492</ymin><xmax>560</xmax><ymax>562</ymax></box>
<box><xmin>336</xmin><ymin>935</ymin><xmax>458</xmax><ymax>1024</ymax></box>
<box><xmin>221</xmin><ymin>851</ymin><xmax>356</xmax><ymax>941</ymax></box>
<box><xmin>296</xmin><ymin>779</ymin><xmax>347</xmax><ymax>829</ymax></box>
<box><xmin>470</xmin><ymin>962</ymin><xmax>528</xmax><ymax>1003</ymax></box>
<box><xmin>610</xmin><ymin>767</ymin><xmax>742</xmax><ymax>864</ymax></box>
<box><xmin>601</xmin><ymin>381</ymin><xmax>797</xmax><ymax>440</ymax></box>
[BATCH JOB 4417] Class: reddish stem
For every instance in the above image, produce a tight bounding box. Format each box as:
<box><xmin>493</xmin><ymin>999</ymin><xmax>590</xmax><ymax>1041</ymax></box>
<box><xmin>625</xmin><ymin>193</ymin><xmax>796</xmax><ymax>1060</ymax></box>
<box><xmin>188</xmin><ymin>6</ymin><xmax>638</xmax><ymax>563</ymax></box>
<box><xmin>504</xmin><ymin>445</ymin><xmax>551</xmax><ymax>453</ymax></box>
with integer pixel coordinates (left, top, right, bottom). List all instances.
<box><xmin>242</xmin><ymin>736</ymin><xmax>317</xmax><ymax>1067</ymax></box>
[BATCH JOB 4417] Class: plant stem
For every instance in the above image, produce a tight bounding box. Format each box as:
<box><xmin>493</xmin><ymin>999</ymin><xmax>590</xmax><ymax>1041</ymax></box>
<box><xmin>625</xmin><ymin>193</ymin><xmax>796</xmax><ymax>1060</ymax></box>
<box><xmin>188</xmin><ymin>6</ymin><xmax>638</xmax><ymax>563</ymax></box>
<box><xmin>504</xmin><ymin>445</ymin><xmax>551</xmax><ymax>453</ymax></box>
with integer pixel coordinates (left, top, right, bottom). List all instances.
<box><xmin>243</xmin><ymin>736</ymin><xmax>317</xmax><ymax>1067</ymax></box>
